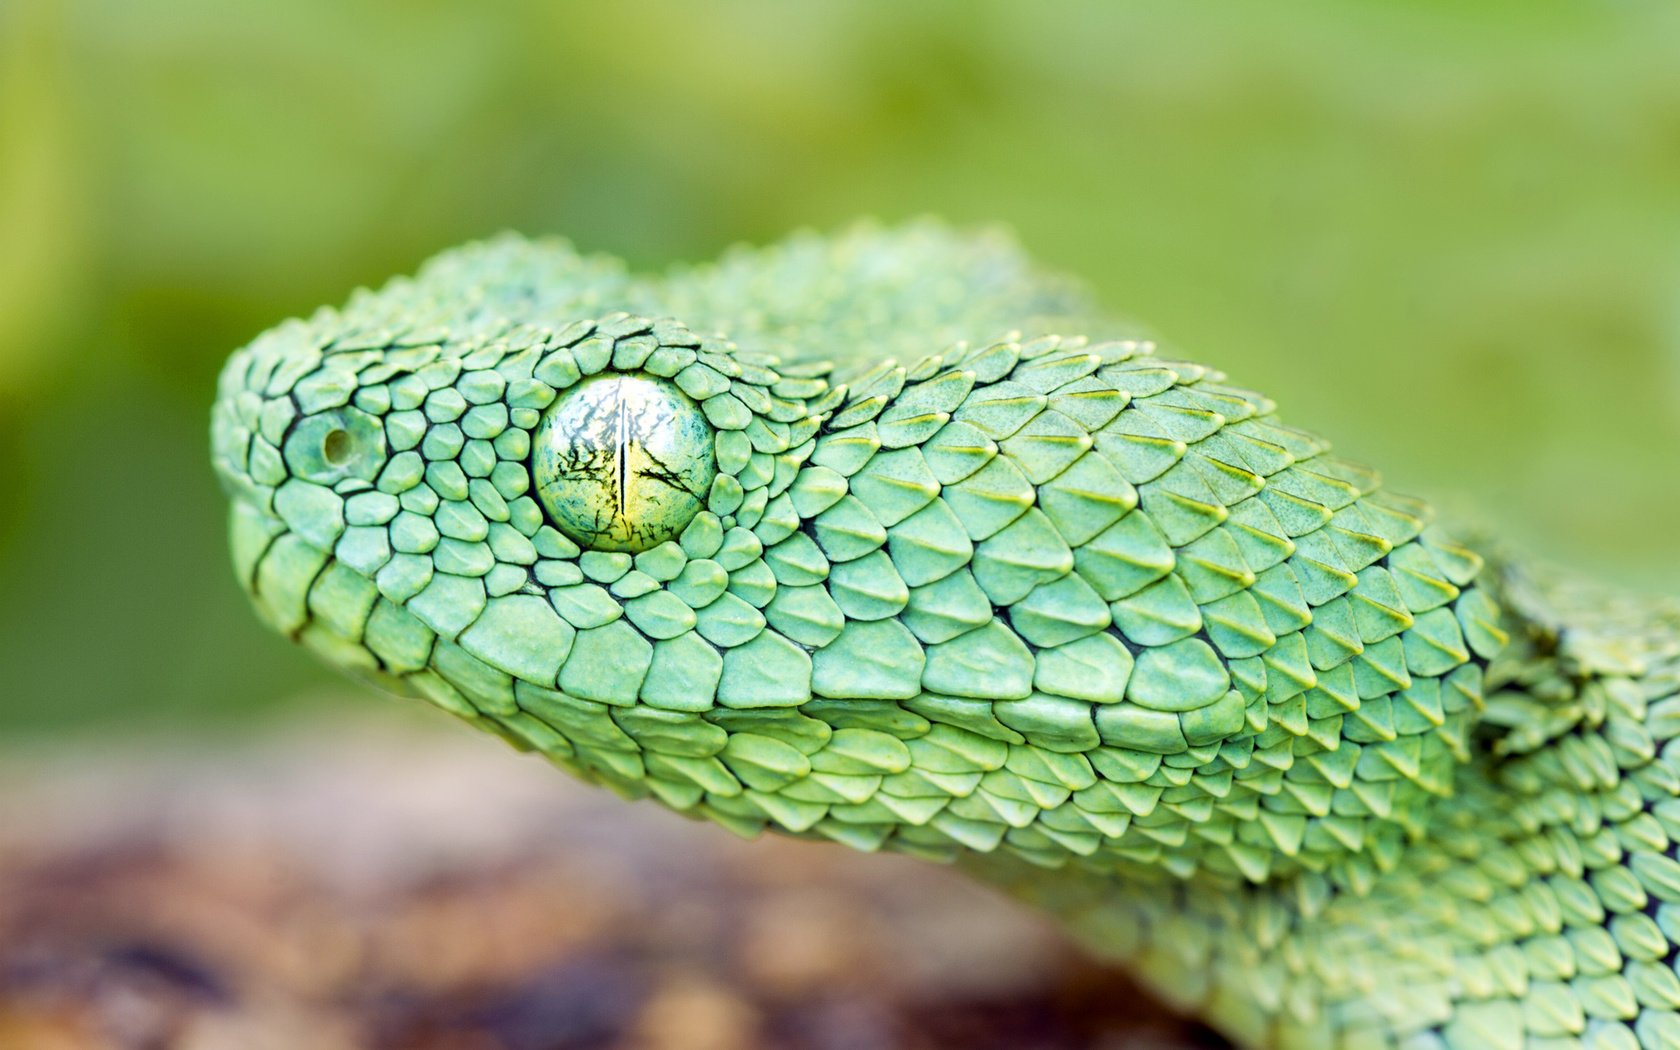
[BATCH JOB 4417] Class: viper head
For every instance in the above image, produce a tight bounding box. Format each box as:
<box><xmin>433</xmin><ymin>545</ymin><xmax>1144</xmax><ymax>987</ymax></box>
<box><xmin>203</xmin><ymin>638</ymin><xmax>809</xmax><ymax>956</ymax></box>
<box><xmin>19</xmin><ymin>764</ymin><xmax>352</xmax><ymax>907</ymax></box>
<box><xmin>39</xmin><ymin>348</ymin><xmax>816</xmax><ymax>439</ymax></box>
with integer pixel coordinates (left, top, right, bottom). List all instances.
<box><xmin>213</xmin><ymin>228</ymin><xmax>1504</xmax><ymax>883</ymax></box>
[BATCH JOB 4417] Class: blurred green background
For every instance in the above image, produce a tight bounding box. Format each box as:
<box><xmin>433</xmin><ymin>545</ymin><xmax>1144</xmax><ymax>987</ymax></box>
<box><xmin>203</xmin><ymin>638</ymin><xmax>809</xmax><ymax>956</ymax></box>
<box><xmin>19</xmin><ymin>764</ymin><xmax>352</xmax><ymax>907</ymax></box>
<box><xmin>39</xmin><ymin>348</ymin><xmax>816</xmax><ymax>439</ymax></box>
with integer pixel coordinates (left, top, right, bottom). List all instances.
<box><xmin>3</xmin><ymin>0</ymin><xmax>1678</xmax><ymax>735</ymax></box>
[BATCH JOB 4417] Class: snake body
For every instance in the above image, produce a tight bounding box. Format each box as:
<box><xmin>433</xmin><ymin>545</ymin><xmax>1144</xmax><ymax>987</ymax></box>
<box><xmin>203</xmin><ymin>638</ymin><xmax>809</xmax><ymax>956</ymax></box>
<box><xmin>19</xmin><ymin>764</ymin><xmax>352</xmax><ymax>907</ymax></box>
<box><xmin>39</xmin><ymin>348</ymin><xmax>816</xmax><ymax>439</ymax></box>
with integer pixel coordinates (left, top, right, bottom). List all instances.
<box><xmin>211</xmin><ymin>225</ymin><xmax>1680</xmax><ymax>1049</ymax></box>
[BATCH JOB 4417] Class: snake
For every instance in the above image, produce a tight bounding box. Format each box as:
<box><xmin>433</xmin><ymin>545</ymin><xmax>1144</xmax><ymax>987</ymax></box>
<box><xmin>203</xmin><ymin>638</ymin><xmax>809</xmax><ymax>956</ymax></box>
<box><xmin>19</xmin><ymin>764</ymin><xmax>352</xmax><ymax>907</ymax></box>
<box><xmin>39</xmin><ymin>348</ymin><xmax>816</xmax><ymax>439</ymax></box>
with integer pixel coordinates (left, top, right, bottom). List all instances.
<box><xmin>210</xmin><ymin>223</ymin><xmax>1680</xmax><ymax>1049</ymax></box>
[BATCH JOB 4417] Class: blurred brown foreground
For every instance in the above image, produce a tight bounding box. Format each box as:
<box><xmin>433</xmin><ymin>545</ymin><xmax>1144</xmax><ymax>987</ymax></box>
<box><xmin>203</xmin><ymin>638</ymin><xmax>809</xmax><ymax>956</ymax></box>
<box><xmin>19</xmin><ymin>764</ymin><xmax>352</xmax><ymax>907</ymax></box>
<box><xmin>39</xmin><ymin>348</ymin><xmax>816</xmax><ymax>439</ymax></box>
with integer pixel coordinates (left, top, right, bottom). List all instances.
<box><xmin>0</xmin><ymin>704</ymin><xmax>1218</xmax><ymax>1050</ymax></box>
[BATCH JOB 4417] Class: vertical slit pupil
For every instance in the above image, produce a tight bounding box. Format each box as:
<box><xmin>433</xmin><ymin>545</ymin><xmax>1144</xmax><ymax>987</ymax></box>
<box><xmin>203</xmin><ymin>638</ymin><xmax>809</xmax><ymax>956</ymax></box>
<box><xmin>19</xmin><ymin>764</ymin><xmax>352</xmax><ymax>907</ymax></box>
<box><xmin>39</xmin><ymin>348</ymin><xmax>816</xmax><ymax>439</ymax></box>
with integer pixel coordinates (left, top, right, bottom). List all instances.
<box><xmin>614</xmin><ymin>378</ymin><xmax>629</xmax><ymax>522</ymax></box>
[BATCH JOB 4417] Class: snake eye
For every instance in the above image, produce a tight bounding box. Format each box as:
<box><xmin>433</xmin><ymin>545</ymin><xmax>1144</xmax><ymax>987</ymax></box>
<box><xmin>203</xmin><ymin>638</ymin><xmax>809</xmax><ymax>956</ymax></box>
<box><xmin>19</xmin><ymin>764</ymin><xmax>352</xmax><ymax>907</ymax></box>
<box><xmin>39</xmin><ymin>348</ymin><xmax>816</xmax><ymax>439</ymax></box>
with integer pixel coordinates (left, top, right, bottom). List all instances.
<box><xmin>532</xmin><ymin>374</ymin><xmax>717</xmax><ymax>553</ymax></box>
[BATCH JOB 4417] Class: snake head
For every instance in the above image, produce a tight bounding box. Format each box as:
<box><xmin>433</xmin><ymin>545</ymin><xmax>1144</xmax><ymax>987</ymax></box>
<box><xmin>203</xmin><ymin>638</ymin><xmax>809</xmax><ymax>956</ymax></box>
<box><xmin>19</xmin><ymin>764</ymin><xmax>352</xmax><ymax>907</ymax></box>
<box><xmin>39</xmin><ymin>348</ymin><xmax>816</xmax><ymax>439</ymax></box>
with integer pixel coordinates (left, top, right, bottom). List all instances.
<box><xmin>213</xmin><ymin>228</ymin><xmax>1506</xmax><ymax>882</ymax></box>
<box><xmin>209</xmin><ymin>236</ymin><xmax>844</xmax><ymax>715</ymax></box>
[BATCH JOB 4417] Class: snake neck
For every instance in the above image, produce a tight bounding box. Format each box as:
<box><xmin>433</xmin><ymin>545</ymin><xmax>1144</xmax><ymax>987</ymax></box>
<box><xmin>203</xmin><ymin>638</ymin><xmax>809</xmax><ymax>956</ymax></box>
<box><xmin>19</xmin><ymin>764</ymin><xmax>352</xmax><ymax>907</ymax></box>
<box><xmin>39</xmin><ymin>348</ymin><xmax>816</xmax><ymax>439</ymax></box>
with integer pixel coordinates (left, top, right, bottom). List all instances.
<box><xmin>968</xmin><ymin>570</ymin><xmax>1680</xmax><ymax>1049</ymax></box>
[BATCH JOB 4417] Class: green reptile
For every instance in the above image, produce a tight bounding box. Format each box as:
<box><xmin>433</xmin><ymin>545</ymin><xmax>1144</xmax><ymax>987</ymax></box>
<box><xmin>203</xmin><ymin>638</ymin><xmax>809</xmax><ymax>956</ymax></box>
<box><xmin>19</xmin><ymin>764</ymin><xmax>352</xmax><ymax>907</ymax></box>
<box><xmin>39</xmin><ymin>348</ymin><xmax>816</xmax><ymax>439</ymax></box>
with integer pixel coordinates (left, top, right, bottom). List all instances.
<box><xmin>210</xmin><ymin>223</ymin><xmax>1680</xmax><ymax>1049</ymax></box>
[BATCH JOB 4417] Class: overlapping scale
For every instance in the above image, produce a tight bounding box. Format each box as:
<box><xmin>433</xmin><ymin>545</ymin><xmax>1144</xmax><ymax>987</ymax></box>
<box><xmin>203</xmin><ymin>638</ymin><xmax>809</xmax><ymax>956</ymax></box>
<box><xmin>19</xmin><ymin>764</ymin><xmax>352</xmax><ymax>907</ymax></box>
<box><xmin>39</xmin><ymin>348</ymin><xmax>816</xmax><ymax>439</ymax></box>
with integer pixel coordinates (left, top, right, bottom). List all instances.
<box><xmin>217</xmin><ymin>228</ymin><xmax>1680</xmax><ymax>1048</ymax></box>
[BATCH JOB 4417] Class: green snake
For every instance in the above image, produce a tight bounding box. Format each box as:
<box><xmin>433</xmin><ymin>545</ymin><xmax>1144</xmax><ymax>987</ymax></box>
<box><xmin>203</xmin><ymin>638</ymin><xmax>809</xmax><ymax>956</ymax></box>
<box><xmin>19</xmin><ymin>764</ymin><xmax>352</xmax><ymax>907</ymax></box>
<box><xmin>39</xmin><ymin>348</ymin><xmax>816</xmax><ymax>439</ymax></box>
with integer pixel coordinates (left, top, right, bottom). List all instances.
<box><xmin>210</xmin><ymin>224</ymin><xmax>1680</xmax><ymax>1049</ymax></box>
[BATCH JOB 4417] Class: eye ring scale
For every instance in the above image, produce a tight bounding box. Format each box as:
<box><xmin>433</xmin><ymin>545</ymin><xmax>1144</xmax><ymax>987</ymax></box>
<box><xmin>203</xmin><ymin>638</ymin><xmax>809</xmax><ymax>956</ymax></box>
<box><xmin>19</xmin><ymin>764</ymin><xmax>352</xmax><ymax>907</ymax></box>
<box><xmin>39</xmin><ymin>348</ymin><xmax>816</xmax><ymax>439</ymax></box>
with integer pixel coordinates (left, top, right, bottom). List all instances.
<box><xmin>531</xmin><ymin>373</ymin><xmax>717</xmax><ymax>553</ymax></box>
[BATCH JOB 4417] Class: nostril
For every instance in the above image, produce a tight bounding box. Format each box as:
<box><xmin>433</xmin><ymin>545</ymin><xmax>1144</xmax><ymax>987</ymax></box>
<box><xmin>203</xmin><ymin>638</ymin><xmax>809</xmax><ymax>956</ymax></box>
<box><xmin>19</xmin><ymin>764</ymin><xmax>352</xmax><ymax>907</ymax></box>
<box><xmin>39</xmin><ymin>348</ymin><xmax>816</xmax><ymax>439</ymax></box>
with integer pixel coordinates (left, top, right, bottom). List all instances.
<box><xmin>322</xmin><ymin>429</ymin><xmax>352</xmax><ymax>465</ymax></box>
<box><xmin>282</xmin><ymin>408</ymin><xmax>386</xmax><ymax>485</ymax></box>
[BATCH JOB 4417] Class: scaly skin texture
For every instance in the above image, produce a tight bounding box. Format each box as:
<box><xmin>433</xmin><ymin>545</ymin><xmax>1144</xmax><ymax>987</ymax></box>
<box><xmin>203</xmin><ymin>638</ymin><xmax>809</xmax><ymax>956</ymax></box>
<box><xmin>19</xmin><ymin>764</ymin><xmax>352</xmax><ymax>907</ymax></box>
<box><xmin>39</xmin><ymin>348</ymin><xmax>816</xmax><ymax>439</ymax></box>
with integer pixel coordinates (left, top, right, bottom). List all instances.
<box><xmin>210</xmin><ymin>224</ymin><xmax>1680</xmax><ymax>1049</ymax></box>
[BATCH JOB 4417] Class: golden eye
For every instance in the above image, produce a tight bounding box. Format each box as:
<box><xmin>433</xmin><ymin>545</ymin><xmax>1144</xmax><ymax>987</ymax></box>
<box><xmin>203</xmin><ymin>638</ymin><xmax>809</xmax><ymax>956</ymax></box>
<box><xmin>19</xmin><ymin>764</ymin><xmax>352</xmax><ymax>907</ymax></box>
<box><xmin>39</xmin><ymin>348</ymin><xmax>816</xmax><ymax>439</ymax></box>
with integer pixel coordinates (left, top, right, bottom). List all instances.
<box><xmin>532</xmin><ymin>374</ymin><xmax>717</xmax><ymax>553</ymax></box>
